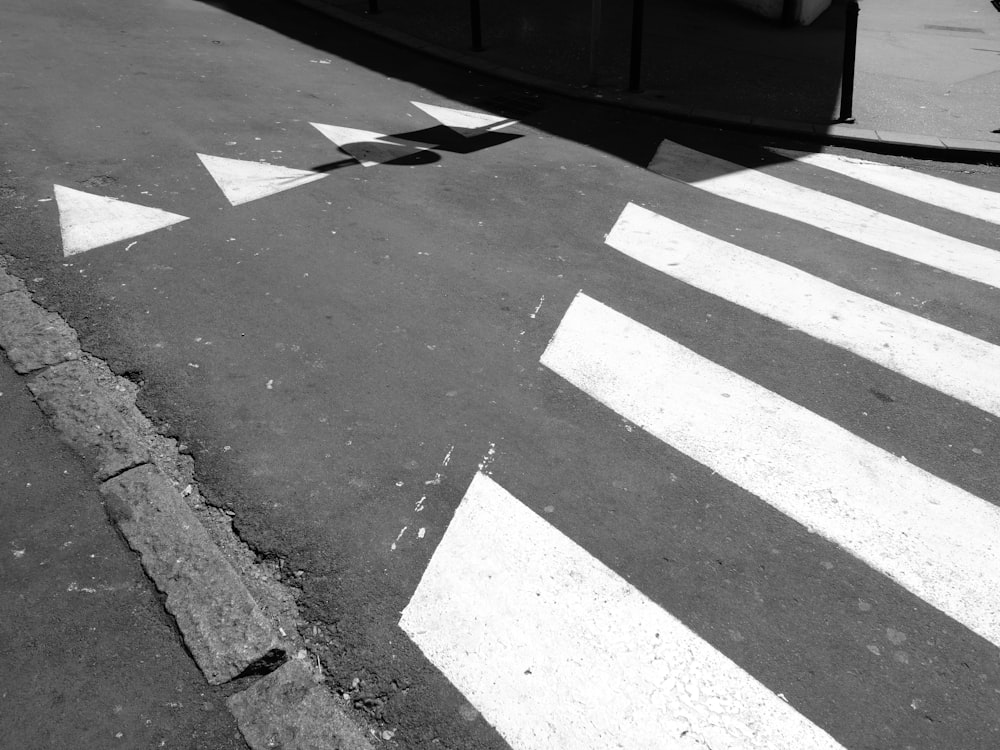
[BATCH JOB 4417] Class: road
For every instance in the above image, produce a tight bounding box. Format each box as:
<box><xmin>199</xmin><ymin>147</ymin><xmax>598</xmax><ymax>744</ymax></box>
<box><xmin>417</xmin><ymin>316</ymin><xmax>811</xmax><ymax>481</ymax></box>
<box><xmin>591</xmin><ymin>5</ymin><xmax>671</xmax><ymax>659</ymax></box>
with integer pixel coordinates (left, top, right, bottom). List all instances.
<box><xmin>2</xmin><ymin>0</ymin><xmax>999</xmax><ymax>748</ymax></box>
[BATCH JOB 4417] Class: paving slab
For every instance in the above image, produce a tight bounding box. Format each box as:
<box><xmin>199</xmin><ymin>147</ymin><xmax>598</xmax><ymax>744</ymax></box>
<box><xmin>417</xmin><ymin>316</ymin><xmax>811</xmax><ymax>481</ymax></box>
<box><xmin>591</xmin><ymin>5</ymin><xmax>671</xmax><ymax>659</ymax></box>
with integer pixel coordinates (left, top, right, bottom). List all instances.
<box><xmin>227</xmin><ymin>658</ymin><xmax>374</xmax><ymax>750</ymax></box>
<box><xmin>101</xmin><ymin>464</ymin><xmax>290</xmax><ymax>685</ymax></box>
<box><xmin>0</xmin><ymin>356</ymin><xmax>248</xmax><ymax>750</ymax></box>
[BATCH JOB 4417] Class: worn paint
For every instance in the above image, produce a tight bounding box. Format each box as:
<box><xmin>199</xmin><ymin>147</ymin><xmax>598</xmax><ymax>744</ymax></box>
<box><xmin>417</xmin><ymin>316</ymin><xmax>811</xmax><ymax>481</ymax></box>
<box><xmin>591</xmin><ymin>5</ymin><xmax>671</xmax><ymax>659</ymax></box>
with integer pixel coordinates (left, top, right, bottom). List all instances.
<box><xmin>477</xmin><ymin>442</ymin><xmax>497</xmax><ymax>473</ymax></box>
<box><xmin>391</xmin><ymin>526</ymin><xmax>408</xmax><ymax>551</ymax></box>
<box><xmin>530</xmin><ymin>296</ymin><xmax>544</xmax><ymax>319</ymax></box>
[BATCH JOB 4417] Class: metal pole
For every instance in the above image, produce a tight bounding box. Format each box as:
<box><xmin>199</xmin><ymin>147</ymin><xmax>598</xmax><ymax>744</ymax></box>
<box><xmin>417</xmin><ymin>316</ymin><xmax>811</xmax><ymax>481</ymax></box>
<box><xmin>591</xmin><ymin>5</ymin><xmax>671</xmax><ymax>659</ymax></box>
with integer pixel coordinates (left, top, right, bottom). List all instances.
<box><xmin>781</xmin><ymin>0</ymin><xmax>797</xmax><ymax>27</ymax></box>
<box><xmin>470</xmin><ymin>0</ymin><xmax>483</xmax><ymax>51</ymax></box>
<box><xmin>628</xmin><ymin>0</ymin><xmax>645</xmax><ymax>92</ymax></box>
<box><xmin>839</xmin><ymin>0</ymin><xmax>860</xmax><ymax>123</ymax></box>
<box><xmin>368</xmin><ymin>0</ymin><xmax>379</xmax><ymax>14</ymax></box>
<box><xmin>588</xmin><ymin>0</ymin><xmax>603</xmax><ymax>86</ymax></box>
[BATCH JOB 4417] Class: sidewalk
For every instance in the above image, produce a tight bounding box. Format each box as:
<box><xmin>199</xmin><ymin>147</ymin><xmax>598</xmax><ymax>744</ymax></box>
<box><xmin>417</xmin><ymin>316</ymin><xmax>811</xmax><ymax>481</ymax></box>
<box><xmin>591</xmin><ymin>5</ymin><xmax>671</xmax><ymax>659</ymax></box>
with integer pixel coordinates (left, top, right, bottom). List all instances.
<box><xmin>0</xmin><ymin>355</ymin><xmax>247</xmax><ymax>750</ymax></box>
<box><xmin>302</xmin><ymin>0</ymin><xmax>1000</xmax><ymax>155</ymax></box>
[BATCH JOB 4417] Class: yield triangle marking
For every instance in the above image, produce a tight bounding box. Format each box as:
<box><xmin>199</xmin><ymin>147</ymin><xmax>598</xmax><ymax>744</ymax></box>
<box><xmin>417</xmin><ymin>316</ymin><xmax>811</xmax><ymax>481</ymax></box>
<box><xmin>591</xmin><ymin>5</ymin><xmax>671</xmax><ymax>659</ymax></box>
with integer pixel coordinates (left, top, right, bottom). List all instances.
<box><xmin>196</xmin><ymin>154</ymin><xmax>327</xmax><ymax>206</ymax></box>
<box><xmin>411</xmin><ymin>101</ymin><xmax>515</xmax><ymax>135</ymax></box>
<box><xmin>54</xmin><ymin>185</ymin><xmax>189</xmax><ymax>257</ymax></box>
<box><xmin>310</xmin><ymin>123</ymin><xmax>431</xmax><ymax>167</ymax></box>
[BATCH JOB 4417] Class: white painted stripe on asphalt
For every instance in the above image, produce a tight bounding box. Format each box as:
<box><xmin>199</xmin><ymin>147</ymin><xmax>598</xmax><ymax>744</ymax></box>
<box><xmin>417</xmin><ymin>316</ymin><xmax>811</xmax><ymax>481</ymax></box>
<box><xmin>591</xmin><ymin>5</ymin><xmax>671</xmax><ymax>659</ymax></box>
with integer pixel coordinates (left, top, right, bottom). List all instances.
<box><xmin>54</xmin><ymin>185</ymin><xmax>188</xmax><ymax>256</ymax></box>
<box><xmin>411</xmin><ymin>101</ymin><xmax>516</xmax><ymax>135</ymax></box>
<box><xmin>794</xmin><ymin>152</ymin><xmax>1000</xmax><ymax>226</ymax></box>
<box><xmin>649</xmin><ymin>142</ymin><xmax>1000</xmax><ymax>289</ymax></box>
<box><xmin>541</xmin><ymin>293</ymin><xmax>1000</xmax><ymax>649</ymax></box>
<box><xmin>196</xmin><ymin>154</ymin><xmax>326</xmax><ymax>206</ymax></box>
<box><xmin>310</xmin><ymin>123</ymin><xmax>431</xmax><ymax>167</ymax></box>
<box><xmin>400</xmin><ymin>472</ymin><xmax>846</xmax><ymax>750</ymax></box>
<box><xmin>606</xmin><ymin>202</ymin><xmax>1000</xmax><ymax>417</ymax></box>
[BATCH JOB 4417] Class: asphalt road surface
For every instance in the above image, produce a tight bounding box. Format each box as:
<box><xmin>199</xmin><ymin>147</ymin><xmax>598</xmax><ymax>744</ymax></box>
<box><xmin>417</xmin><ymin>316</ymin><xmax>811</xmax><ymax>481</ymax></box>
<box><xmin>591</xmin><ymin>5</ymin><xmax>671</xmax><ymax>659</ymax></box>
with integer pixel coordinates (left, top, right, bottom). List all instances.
<box><xmin>2</xmin><ymin>0</ymin><xmax>999</xmax><ymax>748</ymax></box>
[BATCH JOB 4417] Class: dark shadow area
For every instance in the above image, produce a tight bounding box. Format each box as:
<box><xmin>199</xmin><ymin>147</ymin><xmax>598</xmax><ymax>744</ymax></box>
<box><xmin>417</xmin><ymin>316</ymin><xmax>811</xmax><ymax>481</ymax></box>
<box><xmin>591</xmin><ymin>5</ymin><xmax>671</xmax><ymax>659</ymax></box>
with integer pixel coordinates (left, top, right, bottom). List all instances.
<box><xmin>308</xmin><ymin>127</ymin><xmax>521</xmax><ymax>170</ymax></box>
<box><xmin>194</xmin><ymin>0</ymin><xmax>859</xmax><ymax>181</ymax></box>
<box><xmin>322</xmin><ymin>142</ymin><xmax>442</xmax><ymax>167</ymax></box>
<box><xmin>309</xmin><ymin>155</ymin><xmax>366</xmax><ymax>172</ymax></box>
<box><xmin>343</xmin><ymin>0</ymin><xmax>851</xmax><ymax>124</ymax></box>
<box><xmin>396</xmin><ymin>125</ymin><xmax>522</xmax><ymax>154</ymax></box>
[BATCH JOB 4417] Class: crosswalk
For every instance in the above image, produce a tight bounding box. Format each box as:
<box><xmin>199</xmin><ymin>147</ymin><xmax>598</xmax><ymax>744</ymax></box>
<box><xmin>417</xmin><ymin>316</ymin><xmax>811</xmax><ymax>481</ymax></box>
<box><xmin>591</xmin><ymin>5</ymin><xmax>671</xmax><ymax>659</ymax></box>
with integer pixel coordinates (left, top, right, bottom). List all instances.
<box><xmin>650</xmin><ymin>143</ymin><xmax>1000</xmax><ymax>290</ymax></box>
<box><xmin>605</xmin><ymin>201</ymin><xmax>1000</xmax><ymax>417</ymax></box>
<box><xmin>400</xmin><ymin>473</ymin><xmax>846</xmax><ymax>750</ymax></box>
<box><xmin>46</xmin><ymin>93</ymin><xmax>998</xmax><ymax>746</ymax></box>
<box><xmin>401</xmin><ymin>144</ymin><xmax>1000</xmax><ymax>749</ymax></box>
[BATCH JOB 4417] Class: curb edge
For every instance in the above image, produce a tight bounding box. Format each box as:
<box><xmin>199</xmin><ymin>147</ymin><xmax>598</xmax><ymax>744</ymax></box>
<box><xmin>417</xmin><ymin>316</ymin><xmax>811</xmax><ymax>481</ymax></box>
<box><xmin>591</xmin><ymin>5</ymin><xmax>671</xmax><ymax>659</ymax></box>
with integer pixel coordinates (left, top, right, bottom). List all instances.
<box><xmin>0</xmin><ymin>257</ymin><xmax>375</xmax><ymax>750</ymax></box>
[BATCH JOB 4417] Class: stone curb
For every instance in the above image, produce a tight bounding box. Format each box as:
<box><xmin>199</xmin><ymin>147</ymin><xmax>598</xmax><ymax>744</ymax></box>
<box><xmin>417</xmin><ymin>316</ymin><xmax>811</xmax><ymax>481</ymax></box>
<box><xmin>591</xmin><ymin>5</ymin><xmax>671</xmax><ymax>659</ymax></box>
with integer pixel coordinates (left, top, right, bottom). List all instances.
<box><xmin>227</xmin><ymin>658</ymin><xmax>375</xmax><ymax>750</ymax></box>
<box><xmin>28</xmin><ymin>360</ymin><xmax>151</xmax><ymax>481</ymax></box>
<box><xmin>101</xmin><ymin>464</ymin><xmax>290</xmax><ymax>685</ymax></box>
<box><xmin>292</xmin><ymin>0</ymin><xmax>1000</xmax><ymax>165</ymax></box>
<box><xmin>0</xmin><ymin>290</ymin><xmax>80</xmax><ymax>373</ymax></box>
<box><xmin>0</xmin><ymin>260</ymin><xmax>374</xmax><ymax>750</ymax></box>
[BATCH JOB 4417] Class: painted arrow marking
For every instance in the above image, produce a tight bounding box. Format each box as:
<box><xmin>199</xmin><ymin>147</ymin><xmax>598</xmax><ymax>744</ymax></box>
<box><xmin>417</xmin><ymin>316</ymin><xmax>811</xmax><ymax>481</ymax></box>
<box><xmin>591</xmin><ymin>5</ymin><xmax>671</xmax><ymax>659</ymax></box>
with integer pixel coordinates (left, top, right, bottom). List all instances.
<box><xmin>401</xmin><ymin>472</ymin><xmax>846</xmax><ymax>750</ymax></box>
<box><xmin>196</xmin><ymin>154</ymin><xmax>327</xmax><ymax>206</ymax></box>
<box><xmin>411</xmin><ymin>101</ymin><xmax>516</xmax><ymax>135</ymax></box>
<box><xmin>310</xmin><ymin>123</ymin><xmax>431</xmax><ymax>167</ymax></box>
<box><xmin>54</xmin><ymin>185</ymin><xmax>188</xmax><ymax>257</ymax></box>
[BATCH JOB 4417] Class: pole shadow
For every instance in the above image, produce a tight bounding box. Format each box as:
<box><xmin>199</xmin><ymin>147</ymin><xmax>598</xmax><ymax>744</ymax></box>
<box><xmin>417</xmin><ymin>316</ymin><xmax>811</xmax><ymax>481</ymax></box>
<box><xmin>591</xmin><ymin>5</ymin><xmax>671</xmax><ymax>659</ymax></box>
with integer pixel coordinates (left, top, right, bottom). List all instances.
<box><xmin>307</xmin><ymin>125</ymin><xmax>523</xmax><ymax>171</ymax></box>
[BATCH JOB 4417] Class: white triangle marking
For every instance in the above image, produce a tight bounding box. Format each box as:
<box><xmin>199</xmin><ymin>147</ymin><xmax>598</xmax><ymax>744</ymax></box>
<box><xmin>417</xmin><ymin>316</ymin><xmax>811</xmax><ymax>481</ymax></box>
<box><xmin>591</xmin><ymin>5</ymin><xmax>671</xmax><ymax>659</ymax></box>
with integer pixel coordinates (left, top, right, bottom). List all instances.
<box><xmin>310</xmin><ymin>123</ymin><xmax>431</xmax><ymax>167</ymax></box>
<box><xmin>411</xmin><ymin>101</ymin><xmax>515</xmax><ymax>135</ymax></box>
<box><xmin>54</xmin><ymin>185</ymin><xmax>189</xmax><ymax>257</ymax></box>
<box><xmin>196</xmin><ymin>154</ymin><xmax>327</xmax><ymax>206</ymax></box>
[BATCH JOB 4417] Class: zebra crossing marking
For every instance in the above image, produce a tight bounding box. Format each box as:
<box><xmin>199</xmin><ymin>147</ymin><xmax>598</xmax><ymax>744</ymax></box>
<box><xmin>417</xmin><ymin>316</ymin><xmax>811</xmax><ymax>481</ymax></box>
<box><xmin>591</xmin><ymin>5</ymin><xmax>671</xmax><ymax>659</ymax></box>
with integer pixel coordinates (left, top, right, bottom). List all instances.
<box><xmin>196</xmin><ymin>154</ymin><xmax>327</xmax><ymax>206</ymax></box>
<box><xmin>648</xmin><ymin>142</ymin><xmax>1000</xmax><ymax>290</ymax></box>
<box><xmin>401</xmin><ymin>472</ymin><xmax>846</xmax><ymax>750</ymax></box>
<box><xmin>606</xmin><ymin>202</ymin><xmax>1000</xmax><ymax>417</ymax></box>
<box><xmin>541</xmin><ymin>292</ymin><xmax>1000</xmax><ymax>650</ymax></box>
<box><xmin>53</xmin><ymin>185</ymin><xmax>188</xmax><ymax>256</ymax></box>
<box><xmin>792</xmin><ymin>152</ymin><xmax>1000</xmax><ymax>226</ymax></box>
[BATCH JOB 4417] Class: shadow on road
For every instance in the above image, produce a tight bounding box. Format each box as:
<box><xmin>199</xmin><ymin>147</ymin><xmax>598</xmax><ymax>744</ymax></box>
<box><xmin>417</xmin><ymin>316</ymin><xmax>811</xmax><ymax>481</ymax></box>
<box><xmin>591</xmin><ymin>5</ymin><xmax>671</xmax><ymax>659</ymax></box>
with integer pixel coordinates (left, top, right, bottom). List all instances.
<box><xmin>196</xmin><ymin>0</ymin><xmax>856</xmax><ymax>178</ymax></box>
<box><xmin>308</xmin><ymin>126</ymin><xmax>521</xmax><ymax>170</ymax></box>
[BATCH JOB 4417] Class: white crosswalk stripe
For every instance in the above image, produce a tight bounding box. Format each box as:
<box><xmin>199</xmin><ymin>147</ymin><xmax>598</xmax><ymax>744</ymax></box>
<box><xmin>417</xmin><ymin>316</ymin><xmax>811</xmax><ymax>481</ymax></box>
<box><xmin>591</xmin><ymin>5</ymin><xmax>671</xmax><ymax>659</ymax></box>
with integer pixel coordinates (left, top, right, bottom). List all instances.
<box><xmin>793</xmin><ymin>151</ymin><xmax>1000</xmax><ymax>226</ymax></box>
<box><xmin>402</xmin><ymin>147</ymin><xmax>999</xmax><ymax>748</ymax></box>
<box><xmin>540</xmin><ymin>292</ymin><xmax>1000</xmax><ymax>650</ymax></box>
<box><xmin>401</xmin><ymin>472</ymin><xmax>846</xmax><ymax>750</ymax></box>
<box><xmin>606</xmin><ymin>201</ymin><xmax>1000</xmax><ymax>417</ymax></box>
<box><xmin>649</xmin><ymin>142</ymin><xmax>1000</xmax><ymax>289</ymax></box>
